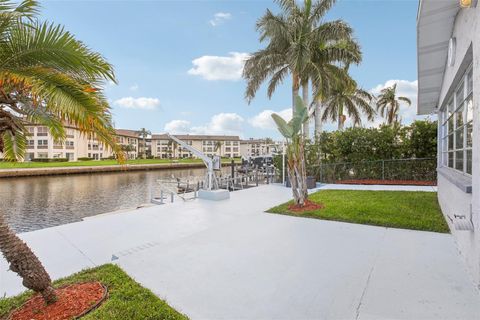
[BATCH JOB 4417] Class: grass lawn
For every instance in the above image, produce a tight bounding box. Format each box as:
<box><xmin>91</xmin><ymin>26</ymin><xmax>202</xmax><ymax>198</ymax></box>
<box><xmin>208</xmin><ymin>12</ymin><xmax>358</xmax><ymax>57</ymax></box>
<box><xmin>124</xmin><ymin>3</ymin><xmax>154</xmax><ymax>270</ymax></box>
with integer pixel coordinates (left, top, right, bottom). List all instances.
<box><xmin>0</xmin><ymin>264</ymin><xmax>187</xmax><ymax>320</ymax></box>
<box><xmin>267</xmin><ymin>190</ymin><xmax>449</xmax><ymax>233</ymax></box>
<box><xmin>0</xmin><ymin>158</ymin><xmax>240</xmax><ymax>169</ymax></box>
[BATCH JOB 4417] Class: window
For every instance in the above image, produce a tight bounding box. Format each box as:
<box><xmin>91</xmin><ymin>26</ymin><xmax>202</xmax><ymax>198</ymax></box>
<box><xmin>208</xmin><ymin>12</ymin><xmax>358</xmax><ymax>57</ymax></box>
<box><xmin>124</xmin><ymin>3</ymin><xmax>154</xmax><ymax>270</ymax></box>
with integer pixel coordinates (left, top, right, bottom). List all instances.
<box><xmin>66</xmin><ymin>141</ymin><xmax>74</xmax><ymax>149</ymax></box>
<box><xmin>37</xmin><ymin>140</ymin><xmax>48</xmax><ymax>149</ymax></box>
<box><xmin>440</xmin><ymin>65</ymin><xmax>473</xmax><ymax>175</ymax></box>
<box><xmin>37</xmin><ymin>126</ymin><xmax>48</xmax><ymax>136</ymax></box>
<box><xmin>27</xmin><ymin>140</ymin><xmax>34</xmax><ymax>149</ymax></box>
<box><xmin>36</xmin><ymin>152</ymin><xmax>48</xmax><ymax>159</ymax></box>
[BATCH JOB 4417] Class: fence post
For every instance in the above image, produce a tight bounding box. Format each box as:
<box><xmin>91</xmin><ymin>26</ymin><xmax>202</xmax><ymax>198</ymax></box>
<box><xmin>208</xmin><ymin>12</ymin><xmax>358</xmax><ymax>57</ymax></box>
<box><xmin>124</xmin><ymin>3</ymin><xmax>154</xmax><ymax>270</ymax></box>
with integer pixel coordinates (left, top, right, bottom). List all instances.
<box><xmin>382</xmin><ymin>160</ymin><xmax>385</xmax><ymax>180</ymax></box>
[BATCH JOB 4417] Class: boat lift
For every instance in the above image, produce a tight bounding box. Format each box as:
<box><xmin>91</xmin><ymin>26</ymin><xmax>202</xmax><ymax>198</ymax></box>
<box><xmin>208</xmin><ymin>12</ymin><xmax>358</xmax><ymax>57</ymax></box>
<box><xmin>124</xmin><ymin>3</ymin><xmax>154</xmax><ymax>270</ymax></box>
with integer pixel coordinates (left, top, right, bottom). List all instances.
<box><xmin>166</xmin><ymin>134</ymin><xmax>230</xmax><ymax>200</ymax></box>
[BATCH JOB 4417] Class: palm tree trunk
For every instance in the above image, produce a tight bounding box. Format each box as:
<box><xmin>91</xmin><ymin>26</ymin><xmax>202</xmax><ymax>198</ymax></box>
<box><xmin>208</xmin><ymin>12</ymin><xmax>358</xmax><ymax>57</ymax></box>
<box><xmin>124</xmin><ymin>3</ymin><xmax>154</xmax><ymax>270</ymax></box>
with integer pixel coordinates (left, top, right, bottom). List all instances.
<box><xmin>314</xmin><ymin>99</ymin><xmax>323</xmax><ymax>138</ymax></box>
<box><xmin>292</xmin><ymin>73</ymin><xmax>300</xmax><ymax>116</ymax></box>
<box><xmin>338</xmin><ymin>114</ymin><xmax>344</xmax><ymax>130</ymax></box>
<box><xmin>0</xmin><ymin>213</ymin><xmax>57</xmax><ymax>304</ymax></box>
<box><xmin>302</xmin><ymin>81</ymin><xmax>310</xmax><ymax>139</ymax></box>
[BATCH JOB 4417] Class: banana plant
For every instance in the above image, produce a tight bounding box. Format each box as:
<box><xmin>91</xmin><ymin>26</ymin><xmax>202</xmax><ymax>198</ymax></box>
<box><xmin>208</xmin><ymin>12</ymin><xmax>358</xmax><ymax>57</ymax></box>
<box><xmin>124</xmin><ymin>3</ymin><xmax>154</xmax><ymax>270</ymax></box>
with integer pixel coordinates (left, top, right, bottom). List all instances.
<box><xmin>272</xmin><ymin>95</ymin><xmax>309</xmax><ymax>206</ymax></box>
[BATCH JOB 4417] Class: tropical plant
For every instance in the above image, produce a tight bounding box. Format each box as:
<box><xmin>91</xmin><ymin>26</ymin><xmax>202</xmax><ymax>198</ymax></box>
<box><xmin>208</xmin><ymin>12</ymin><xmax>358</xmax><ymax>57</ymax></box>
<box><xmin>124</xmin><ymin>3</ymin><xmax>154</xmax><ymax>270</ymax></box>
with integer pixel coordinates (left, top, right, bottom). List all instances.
<box><xmin>0</xmin><ymin>0</ymin><xmax>123</xmax><ymax>304</ymax></box>
<box><xmin>376</xmin><ymin>83</ymin><xmax>412</xmax><ymax>125</ymax></box>
<box><xmin>214</xmin><ymin>141</ymin><xmax>222</xmax><ymax>155</ymax></box>
<box><xmin>121</xmin><ymin>144</ymin><xmax>135</xmax><ymax>159</ymax></box>
<box><xmin>243</xmin><ymin>0</ymin><xmax>361</xmax><ymax>139</ymax></box>
<box><xmin>322</xmin><ymin>76</ymin><xmax>375</xmax><ymax>130</ymax></box>
<box><xmin>272</xmin><ymin>96</ymin><xmax>309</xmax><ymax>206</ymax></box>
<box><xmin>137</xmin><ymin>128</ymin><xmax>151</xmax><ymax>159</ymax></box>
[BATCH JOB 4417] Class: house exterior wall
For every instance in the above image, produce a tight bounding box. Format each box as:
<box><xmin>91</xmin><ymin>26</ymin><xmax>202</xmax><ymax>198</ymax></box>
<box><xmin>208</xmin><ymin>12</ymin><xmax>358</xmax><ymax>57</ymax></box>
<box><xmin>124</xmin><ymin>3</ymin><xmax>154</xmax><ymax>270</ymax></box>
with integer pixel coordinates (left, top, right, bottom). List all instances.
<box><xmin>435</xmin><ymin>5</ymin><xmax>480</xmax><ymax>284</ymax></box>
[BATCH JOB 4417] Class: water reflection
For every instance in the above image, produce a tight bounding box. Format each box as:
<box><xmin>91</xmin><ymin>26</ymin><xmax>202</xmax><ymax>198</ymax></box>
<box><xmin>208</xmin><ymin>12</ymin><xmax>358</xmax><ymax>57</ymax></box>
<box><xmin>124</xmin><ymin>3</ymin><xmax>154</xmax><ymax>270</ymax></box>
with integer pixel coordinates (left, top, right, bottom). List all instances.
<box><xmin>0</xmin><ymin>168</ymin><xmax>219</xmax><ymax>233</ymax></box>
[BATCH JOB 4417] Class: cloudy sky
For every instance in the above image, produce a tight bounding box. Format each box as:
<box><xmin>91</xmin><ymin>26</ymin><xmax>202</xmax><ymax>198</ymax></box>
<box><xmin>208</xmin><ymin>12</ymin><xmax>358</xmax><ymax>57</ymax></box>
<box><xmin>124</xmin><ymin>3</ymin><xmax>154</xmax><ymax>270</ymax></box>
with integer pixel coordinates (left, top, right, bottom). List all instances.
<box><xmin>41</xmin><ymin>0</ymin><xmax>430</xmax><ymax>139</ymax></box>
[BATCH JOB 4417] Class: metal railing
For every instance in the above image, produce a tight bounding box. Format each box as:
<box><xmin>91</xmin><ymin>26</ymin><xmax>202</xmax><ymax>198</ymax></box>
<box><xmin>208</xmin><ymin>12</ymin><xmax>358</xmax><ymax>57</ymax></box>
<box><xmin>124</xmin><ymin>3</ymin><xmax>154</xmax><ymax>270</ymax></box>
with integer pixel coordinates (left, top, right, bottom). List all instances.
<box><xmin>310</xmin><ymin>158</ymin><xmax>437</xmax><ymax>184</ymax></box>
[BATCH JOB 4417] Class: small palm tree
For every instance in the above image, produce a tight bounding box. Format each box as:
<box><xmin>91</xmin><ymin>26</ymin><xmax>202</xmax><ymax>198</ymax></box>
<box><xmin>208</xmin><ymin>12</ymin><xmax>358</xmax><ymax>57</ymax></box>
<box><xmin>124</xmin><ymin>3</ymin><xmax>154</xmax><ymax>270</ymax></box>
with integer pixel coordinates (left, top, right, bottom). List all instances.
<box><xmin>214</xmin><ymin>141</ymin><xmax>222</xmax><ymax>156</ymax></box>
<box><xmin>137</xmin><ymin>128</ymin><xmax>151</xmax><ymax>159</ymax></box>
<box><xmin>376</xmin><ymin>84</ymin><xmax>411</xmax><ymax>125</ymax></box>
<box><xmin>272</xmin><ymin>96</ymin><xmax>309</xmax><ymax>206</ymax></box>
<box><xmin>322</xmin><ymin>77</ymin><xmax>375</xmax><ymax>130</ymax></box>
<box><xmin>0</xmin><ymin>0</ymin><xmax>124</xmax><ymax>304</ymax></box>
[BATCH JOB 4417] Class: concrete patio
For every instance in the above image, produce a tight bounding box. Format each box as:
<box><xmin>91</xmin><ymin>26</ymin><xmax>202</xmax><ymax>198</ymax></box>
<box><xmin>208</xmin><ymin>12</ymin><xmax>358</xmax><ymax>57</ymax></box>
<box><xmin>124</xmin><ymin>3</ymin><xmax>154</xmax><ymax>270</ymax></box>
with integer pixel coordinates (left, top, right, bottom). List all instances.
<box><xmin>1</xmin><ymin>184</ymin><xmax>479</xmax><ymax>319</ymax></box>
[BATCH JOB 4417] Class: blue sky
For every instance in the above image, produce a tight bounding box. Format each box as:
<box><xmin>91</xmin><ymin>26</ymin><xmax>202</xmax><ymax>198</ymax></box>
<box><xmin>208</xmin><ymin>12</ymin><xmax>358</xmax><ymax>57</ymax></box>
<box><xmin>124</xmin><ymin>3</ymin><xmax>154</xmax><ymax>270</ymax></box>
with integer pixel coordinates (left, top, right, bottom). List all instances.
<box><xmin>41</xmin><ymin>0</ymin><xmax>421</xmax><ymax>139</ymax></box>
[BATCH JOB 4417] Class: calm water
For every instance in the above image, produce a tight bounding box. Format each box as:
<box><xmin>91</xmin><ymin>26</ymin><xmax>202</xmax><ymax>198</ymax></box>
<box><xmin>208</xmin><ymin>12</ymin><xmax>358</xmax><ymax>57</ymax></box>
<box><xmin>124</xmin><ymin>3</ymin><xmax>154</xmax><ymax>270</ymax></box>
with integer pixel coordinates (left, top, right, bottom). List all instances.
<box><xmin>0</xmin><ymin>168</ymin><xmax>225</xmax><ymax>233</ymax></box>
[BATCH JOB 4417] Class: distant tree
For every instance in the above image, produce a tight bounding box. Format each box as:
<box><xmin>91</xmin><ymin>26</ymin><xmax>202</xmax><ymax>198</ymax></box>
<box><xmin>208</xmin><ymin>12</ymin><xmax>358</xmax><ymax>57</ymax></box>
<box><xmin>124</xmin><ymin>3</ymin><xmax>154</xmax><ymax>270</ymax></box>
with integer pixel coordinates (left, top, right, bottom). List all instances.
<box><xmin>376</xmin><ymin>84</ymin><xmax>412</xmax><ymax>125</ymax></box>
<box><xmin>214</xmin><ymin>141</ymin><xmax>223</xmax><ymax>156</ymax></box>
<box><xmin>322</xmin><ymin>77</ymin><xmax>375</xmax><ymax>130</ymax></box>
<box><xmin>137</xmin><ymin>128</ymin><xmax>151</xmax><ymax>159</ymax></box>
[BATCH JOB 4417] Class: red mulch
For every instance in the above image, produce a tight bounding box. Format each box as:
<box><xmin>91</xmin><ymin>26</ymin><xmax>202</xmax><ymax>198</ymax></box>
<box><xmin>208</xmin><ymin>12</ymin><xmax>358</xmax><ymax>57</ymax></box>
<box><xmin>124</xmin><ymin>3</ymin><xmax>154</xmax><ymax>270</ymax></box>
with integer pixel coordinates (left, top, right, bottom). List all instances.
<box><xmin>8</xmin><ymin>282</ymin><xmax>107</xmax><ymax>320</ymax></box>
<box><xmin>337</xmin><ymin>179</ymin><xmax>437</xmax><ymax>186</ymax></box>
<box><xmin>288</xmin><ymin>199</ymin><xmax>325</xmax><ymax>213</ymax></box>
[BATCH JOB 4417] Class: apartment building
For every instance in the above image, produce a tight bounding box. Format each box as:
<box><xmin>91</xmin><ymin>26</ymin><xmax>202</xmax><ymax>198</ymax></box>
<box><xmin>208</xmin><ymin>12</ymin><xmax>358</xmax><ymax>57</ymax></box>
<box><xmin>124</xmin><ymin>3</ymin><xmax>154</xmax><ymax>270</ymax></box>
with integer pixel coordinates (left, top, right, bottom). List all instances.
<box><xmin>240</xmin><ymin>139</ymin><xmax>281</xmax><ymax>158</ymax></box>
<box><xmin>115</xmin><ymin>129</ymin><xmax>140</xmax><ymax>159</ymax></box>
<box><xmin>151</xmin><ymin>134</ymin><xmax>241</xmax><ymax>159</ymax></box>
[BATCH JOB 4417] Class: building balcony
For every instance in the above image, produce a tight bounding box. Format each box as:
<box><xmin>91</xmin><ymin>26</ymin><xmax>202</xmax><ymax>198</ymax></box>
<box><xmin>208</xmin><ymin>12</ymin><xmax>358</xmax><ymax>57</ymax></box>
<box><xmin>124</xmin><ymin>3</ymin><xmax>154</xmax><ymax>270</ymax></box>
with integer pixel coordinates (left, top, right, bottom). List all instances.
<box><xmin>66</xmin><ymin>146</ymin><xmax>75</xmax><ymax>150</ymax></box>
<box><xmin>37</xmin><ymin>146</ymin><xmax>48</xmax><ymax>149</ymax></box>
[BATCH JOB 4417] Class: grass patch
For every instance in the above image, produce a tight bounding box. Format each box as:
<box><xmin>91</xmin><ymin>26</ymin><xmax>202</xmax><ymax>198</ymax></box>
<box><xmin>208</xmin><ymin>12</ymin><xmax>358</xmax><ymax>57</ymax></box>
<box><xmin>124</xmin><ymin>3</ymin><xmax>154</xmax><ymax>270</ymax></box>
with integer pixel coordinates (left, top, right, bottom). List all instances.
<box><xmin>267</xmin><ymin>190</ymin><xmax>449</xmax><ymax>233</ymax></box>
<box><xmin>0</xmin><ymin>158</ymin><xmax>240</xmax><ymax>169</ymax></box>
<box><xmin>0</xmin><ymin>264</ymin><xmax>187</xmax><ymax>320</ymax></box>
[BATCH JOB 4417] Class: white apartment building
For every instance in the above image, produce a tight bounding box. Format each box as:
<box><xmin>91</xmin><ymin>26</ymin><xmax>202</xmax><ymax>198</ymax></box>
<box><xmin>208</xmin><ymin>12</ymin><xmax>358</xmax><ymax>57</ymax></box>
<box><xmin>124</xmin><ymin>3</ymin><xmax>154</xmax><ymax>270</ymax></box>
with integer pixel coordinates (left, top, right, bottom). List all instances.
<box><xmin>240</xmin><ymin>139</ymin><xmax>280</xmax><ymax>158</ymax></box>
<box><xmin>418</xmin><ymin>0</ymin><xmax>479</xmax><ymax>284</ymax></box>
<box><xmin>115</xmin><ymin>129</ymin><xmax>140</xmax><ymax>160</ymax></box>
<box><xmin>151</xmin><ymin>134</ymin><xmax>241</xmax><ymax>159</ymax></box>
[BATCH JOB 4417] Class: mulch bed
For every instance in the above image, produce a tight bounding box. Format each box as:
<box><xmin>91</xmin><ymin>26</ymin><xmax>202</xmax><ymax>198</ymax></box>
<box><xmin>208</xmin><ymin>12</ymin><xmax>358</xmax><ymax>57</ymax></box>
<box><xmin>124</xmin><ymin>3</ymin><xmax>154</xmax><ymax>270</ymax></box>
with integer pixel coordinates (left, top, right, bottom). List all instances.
<box><xmin>288</xmin><ymin>199</ymin><xmax>325</xmax><ymax>213</ymax></box>
<box><xmin>8</xmin><ymin>282</ymin><xmax>108</xmax><ymax>320</ymax></box>
<box><xmin>337</xmin><ymin>179</ymin><xmax>437</xmax><ymax>186</ymax></box>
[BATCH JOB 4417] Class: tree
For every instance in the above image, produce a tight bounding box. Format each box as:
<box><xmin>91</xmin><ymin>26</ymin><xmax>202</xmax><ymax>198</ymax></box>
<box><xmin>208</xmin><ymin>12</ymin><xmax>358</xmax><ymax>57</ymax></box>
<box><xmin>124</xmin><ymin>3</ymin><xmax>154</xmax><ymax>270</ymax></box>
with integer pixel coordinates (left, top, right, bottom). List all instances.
<box><xmin>272</xmin><ymin>96</ymin><xmax>309</xmax><ymax>206</ymax></box>
<box><xmin>137</xmin><ymin>128</ymin><xmax>151</xmax><ymax>159</ymax></box>
<box><xmin>376</xmin><ymin>83</ymin><xmax>412</xmax><ymax>125</ymax></box>
<box><xmin>121</xmin><ymin>144</ymin><xmax>135</xmax><ymax>159</ymax></box>
<box><xmin>0</xmin><ymin>0</ymin><xmax>124</xmax><ymax>304</ymax></box>
<box><xmin>214</xmin><ymin>141</ymin><xmax>222</xmax><ymax>156</ymax></box>
<box><xmin>322</xmin><ymin>76</ymin><xmax>375</xmax><ymax>130</ymax></box>
<box><xmin>243</xmin><ymin>0</ymin><xmax>361</xmax><ymax>139</ymax></box>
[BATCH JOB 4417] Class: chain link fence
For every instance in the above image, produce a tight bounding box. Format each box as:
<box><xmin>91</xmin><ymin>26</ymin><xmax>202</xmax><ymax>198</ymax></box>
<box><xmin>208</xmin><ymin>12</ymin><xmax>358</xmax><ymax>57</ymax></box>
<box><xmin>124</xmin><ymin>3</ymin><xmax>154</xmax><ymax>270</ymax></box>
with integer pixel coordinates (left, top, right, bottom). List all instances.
<box><xmin>310</xmin><ymin>158</ymin><xmax>437</xmax><ymax>185</ymax></box>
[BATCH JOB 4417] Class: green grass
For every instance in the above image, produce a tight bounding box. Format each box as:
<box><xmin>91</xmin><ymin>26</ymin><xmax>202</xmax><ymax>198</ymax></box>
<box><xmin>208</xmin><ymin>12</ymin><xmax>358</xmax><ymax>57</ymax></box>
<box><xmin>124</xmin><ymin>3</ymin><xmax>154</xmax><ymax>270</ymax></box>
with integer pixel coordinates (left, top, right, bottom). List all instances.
<box><xmin>267</xmin><ymin>190</ymin><xmax>449</xmax><ymax>233</ymax></box>
<box><xmin>0</xmin><ymin>264</ymin><xmax>187</xmax><ymax>320</ymax></box>
<box><xmin>0</xmin><ymin>158</ymin><xmax>240</xmax><ymax>169</ymax></box>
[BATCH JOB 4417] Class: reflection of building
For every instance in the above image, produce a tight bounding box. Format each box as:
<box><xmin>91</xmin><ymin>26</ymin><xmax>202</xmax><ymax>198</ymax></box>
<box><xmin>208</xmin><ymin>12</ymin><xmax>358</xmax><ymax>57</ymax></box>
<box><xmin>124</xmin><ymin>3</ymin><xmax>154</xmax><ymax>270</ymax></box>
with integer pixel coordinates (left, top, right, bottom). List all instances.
<box><xmin>151</xmin><ymin>134</ymin><xmax>241</xmax><ymax>159</ymax></box>
<box><xmin>417</xmin><ymin>0</ymin><xmax>479</xmax><ymax>284</ymax></box>
<box><xmin>240</xmin><ymin>139</ymin><xmax>280</xmax><ymax>158</ymax></box>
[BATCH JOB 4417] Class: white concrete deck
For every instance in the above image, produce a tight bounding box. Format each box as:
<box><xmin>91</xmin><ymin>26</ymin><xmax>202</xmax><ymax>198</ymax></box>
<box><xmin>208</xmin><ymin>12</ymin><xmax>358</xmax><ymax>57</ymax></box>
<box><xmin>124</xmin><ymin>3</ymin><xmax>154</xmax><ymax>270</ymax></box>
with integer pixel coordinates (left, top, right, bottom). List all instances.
<box><xmin>1</xmin><ymin>184</ymin><xmax>479</xmax><ymax>319</ymax></box>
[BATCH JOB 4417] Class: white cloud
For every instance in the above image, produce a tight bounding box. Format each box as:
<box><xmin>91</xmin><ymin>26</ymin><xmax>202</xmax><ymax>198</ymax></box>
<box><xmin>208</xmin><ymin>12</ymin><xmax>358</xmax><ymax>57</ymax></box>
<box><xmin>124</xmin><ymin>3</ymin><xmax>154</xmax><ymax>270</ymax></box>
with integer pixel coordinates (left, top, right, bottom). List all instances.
<box><xmin>164</xmin><ymin>113</ymin><xmax>245</xmax><ymax>136</ymax></box>
<box><xmin>113</xmin><ymin>97</ymin><xmax>160</xmax><ymax>110</ymax></box>
<box><xmin>129</xmin><ymin>84</ymin><xmax>139</xmax><ymax>91</ymax></box>
<box><xmin>209</xmin><ymin>12</ymin><xmax>232</xmax><ymax>26</ymax></box>
<box><xmin>188</xmin><ymin>52</ymin><xmax>249</xmax><ymax>81</ymax></box>
<box><xmin>164</xmin><ymin>120</ymin><xmax>191</xmax><ymax>134</ymax></box>
<box><xmin>249</xmin><ymin>108</ymin><xmax>292</xmax><ymax>130</ymax></box>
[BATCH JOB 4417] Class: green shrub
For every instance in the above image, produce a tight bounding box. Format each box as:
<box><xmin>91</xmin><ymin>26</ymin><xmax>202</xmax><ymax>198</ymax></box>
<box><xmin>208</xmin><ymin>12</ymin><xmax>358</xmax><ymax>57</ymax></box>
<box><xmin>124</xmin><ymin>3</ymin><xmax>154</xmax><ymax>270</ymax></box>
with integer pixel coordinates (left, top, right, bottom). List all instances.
<box><xmin>77</xmin><ymin>157</ymin><xmax>93</xmax><ymax>161</ymax></box>
<box><xmin>31</xmin><ymin>158</ymin><xmax>68</xmax><ymax>162</ymax></box>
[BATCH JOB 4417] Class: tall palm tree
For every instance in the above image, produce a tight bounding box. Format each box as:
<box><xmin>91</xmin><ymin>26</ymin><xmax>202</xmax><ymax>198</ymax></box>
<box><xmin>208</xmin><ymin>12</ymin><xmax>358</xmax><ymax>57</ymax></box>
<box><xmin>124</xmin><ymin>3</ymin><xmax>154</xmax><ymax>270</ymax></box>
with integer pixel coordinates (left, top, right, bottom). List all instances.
<box><xmin>322</xmin><ymin>76</ymin><xmax>375</xmax><ymax>130</ymax></box>
<box><xmin>243</xmin><ymin>0</ymin><xmax>361</xmax><ymax>138</ymax></box>
<box><xmin>137</xmin><ymin>127</ymin><xmax>151</xmax><ymax>159</ymax></box>
<box><xmin>214</xmin><ymin>141</ymin><xmax>222</xmax><ymax>156</ymax></box>
<box><xmin>0</xmin><ymin>0</ymin><xmax>123</xmax><ymax>304</ymax></box>
<box><xmin>376</xmin><ymin>83</ymin><xmax>412</xmax><ymax>125</ymax></box>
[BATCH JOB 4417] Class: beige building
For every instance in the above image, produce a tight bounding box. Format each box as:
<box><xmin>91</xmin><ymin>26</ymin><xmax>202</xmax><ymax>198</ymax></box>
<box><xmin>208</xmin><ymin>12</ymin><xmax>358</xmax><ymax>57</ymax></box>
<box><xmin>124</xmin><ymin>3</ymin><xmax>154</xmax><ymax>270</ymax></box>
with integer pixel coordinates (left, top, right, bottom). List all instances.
<box><xmin>151</xmin><ymin>134</ymin><xmax>241</xmax><ymax>159</ymax></box>
<box><xmin>115</xmin><ymin>129</ymin><xmax>140</xmax><ymax>159</ymax></box>
<box><xmin>240</xmin><ymin>139</ymin><xmax>280</xmax><ymax>158</ymax></box>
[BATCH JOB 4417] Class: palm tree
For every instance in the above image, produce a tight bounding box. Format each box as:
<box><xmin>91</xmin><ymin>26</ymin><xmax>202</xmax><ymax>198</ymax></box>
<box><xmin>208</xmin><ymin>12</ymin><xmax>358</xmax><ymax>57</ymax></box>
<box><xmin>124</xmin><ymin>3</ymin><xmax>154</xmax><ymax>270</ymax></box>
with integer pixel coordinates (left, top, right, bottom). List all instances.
<box><xmin>214</xmin><ymin>141</ymin><xmax>222</xmax><ymax>156</ymax></box>
<box><xmin>0</xmin><ymin>0</ymin><xmax>124</xmax><ymax>304</ymax></box>
<box><xmin>137</xmin><ymin>128</ymin><xmax>151</xmax><ymax>159</ymax></box>
<box><xmin>376</xmin><ymin>83</ymin><xmax>412</xmax><ymax>125</ymax></box>
<box><xmin>243</xmin><ymin>0</ymin><xmax>361</xmax><ymax>138</ymax></box>
<box><xmin>322</xmin><ymin>76</ymin><xmax>375</xmax><ymax>130</ymax></box>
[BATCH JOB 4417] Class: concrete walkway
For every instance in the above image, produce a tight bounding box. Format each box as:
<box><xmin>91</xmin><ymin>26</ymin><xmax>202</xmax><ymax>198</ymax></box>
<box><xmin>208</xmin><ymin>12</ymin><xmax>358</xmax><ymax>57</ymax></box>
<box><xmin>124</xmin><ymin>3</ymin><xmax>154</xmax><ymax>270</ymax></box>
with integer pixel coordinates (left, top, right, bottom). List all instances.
<box><xmin>1</xmin><ymin>184</ymin><xmax>479</xmax><ymax>319</ymax></box>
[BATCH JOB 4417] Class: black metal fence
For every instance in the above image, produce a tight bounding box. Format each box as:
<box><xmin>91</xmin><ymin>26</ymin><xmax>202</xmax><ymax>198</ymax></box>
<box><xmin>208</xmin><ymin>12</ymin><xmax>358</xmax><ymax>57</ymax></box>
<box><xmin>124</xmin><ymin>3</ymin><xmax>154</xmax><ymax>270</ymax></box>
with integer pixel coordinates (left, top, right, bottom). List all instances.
<box><xmin>310</xmin><ymin>158</ymin><xmax>437</xmax><ymax>184</ymax></box>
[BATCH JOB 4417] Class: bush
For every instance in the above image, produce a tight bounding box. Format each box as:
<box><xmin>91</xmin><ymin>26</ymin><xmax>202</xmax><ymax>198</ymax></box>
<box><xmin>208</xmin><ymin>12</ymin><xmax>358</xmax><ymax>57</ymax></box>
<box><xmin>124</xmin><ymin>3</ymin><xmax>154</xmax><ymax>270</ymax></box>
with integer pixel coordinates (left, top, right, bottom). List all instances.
<box><xmin>77</xmin><ymin>157</ymin><xmax>93</xmax><ymax>161</ymax></box>
<box><xmin>31</xmin><ymin>158</ymin><xmax>68</xmax><ymax>162</ymax></box>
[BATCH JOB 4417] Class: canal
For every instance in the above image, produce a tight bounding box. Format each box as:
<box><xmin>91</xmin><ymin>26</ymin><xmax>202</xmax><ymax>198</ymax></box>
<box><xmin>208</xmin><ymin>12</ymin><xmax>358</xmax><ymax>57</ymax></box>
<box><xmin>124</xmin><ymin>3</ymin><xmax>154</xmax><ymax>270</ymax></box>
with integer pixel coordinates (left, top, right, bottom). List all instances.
<box><xmin>0</xmin><ymin>168</ymin><xmax>224</xmax><ymax>233</ymax></box>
